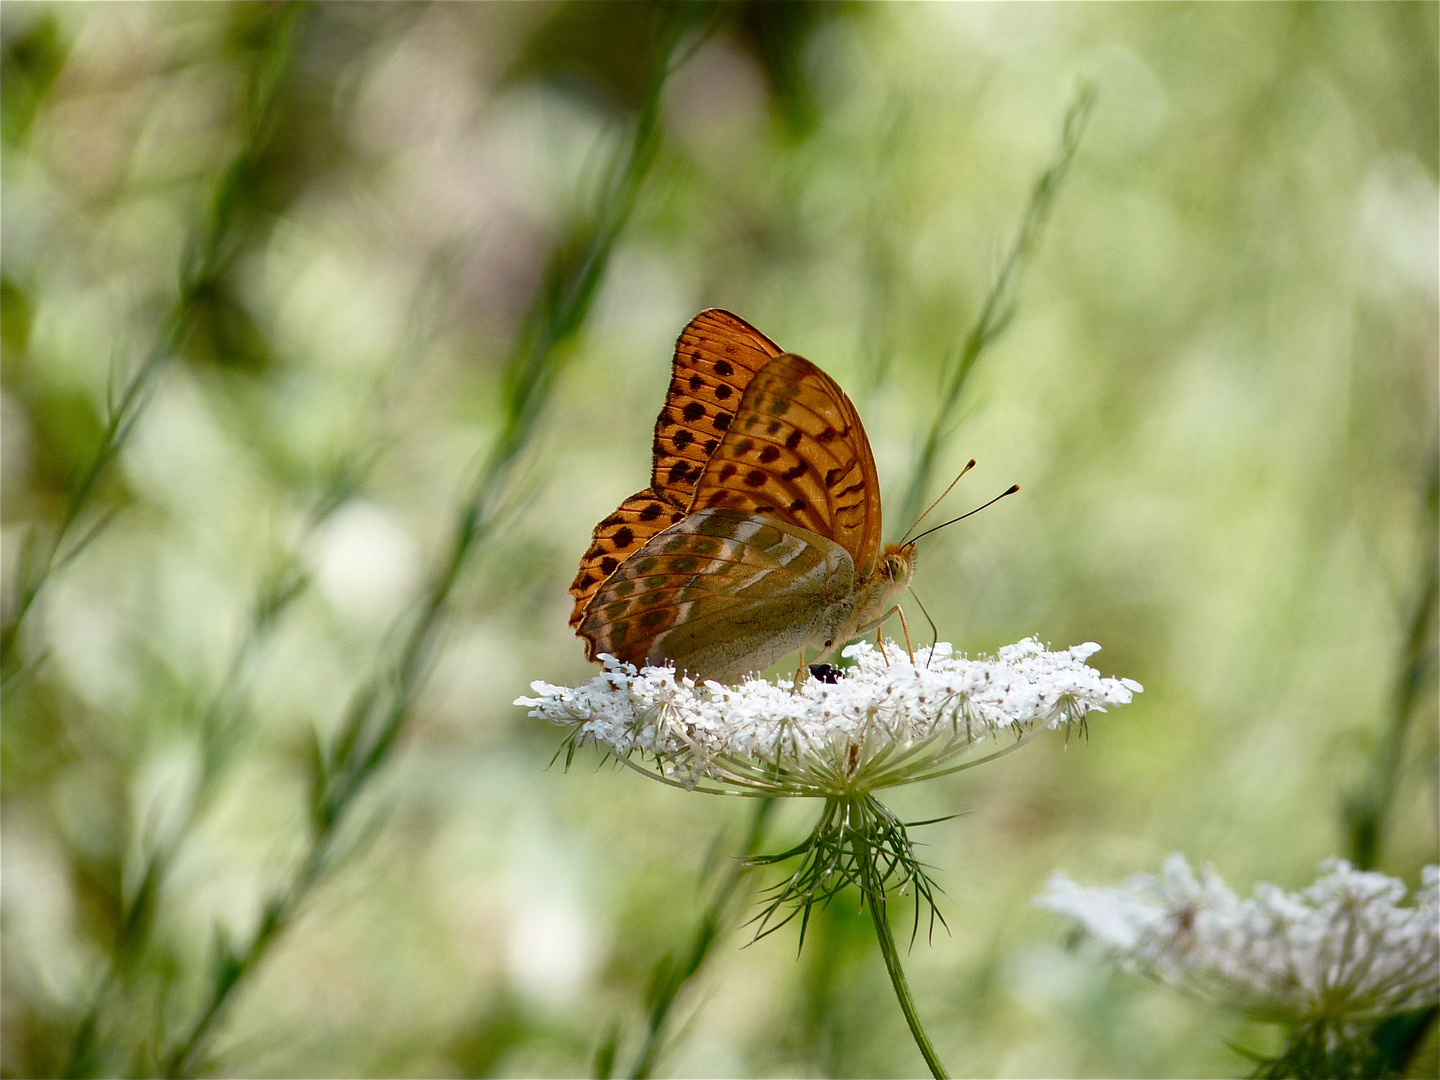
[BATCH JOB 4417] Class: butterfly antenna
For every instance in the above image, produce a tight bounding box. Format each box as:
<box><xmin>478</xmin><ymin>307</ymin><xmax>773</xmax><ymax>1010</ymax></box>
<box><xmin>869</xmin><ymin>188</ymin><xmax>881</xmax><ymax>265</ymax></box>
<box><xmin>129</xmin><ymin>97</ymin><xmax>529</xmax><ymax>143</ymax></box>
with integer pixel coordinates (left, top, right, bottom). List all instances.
<box><xmin>907</xmin><ymin>586</ymin><xmax>940</xmax><ymax>669</ymax></box>
<box><xmin>908</xmin><ymin>484</ymin><xmax>1019</xmax><ymax>545</ymax></box>
<box><xmin>900</xmin><ymin>460</ymin><xmax>976</xmax><ymax>544</ymax></box>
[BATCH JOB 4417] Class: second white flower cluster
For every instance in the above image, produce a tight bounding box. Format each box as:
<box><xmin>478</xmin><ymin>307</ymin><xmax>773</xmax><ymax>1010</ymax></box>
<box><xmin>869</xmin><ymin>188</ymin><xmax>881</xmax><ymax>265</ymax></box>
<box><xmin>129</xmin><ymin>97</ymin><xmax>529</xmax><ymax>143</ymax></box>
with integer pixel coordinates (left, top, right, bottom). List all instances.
<box><xmin>1037</xmin><ymin>856</ymin><xmax>1439</xmax><ymax>1024</ymax></box>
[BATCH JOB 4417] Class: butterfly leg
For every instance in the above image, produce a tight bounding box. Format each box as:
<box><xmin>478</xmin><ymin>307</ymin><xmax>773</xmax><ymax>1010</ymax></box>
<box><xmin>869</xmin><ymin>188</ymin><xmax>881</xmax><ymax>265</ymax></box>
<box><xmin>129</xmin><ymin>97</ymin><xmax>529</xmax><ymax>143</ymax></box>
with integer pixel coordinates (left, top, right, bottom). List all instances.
<box><xmin>874</xmin><ymin>606</ymin><xmax>916</xmax><ymax>665</ymax></box>
<box><xmin>791</xmin><ymin>648</ymin><xmax>808</xmax><ymax>694</ymax></box>
<box><xmin>895</xmin><ymin>605</ymin><xmax>916</xmax><ymax>664</ymax></box>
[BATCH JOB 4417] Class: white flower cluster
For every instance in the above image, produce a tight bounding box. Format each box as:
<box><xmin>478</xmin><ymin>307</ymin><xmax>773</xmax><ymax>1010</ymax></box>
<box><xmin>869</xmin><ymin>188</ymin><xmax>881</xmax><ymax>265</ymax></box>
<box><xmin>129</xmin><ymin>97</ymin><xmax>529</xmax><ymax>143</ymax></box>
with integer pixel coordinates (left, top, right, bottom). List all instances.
<box><xmin>1036</xmin><ymin>855</ymin><xmax>1440</xmax><ymax>1023</ymax></box>
<box><xmin>517</xmin><ymin>638</ymin><xmax>1141</xmax><ymax>796</ymax></box>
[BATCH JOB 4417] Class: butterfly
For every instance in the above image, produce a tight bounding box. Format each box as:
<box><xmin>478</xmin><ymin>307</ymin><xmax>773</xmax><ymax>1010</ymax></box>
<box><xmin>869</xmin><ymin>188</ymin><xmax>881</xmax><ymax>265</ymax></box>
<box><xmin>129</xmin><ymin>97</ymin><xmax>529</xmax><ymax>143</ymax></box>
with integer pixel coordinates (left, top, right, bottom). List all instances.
<box><xmin>569</xmin><ymin>309</ymin><xmax>918</xmax><ymax>684</ymax></box>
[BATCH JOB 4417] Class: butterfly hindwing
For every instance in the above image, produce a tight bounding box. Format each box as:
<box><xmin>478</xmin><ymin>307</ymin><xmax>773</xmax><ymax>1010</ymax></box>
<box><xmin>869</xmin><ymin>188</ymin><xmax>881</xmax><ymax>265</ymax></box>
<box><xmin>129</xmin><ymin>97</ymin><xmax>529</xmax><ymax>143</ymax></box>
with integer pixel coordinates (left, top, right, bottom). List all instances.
<box><xmin>650</xmin><ymin>309</ymin><xmax>783</xmax><ymax>507</ymax></box>
<box><xmin>569</xmin><ymin>487</ymin><xmax>689</xmax><ymax>629</ymax></box>
<box><xmin>689</xmin><ymin>353</ymin><xmax>884</xmax><ymax>579</ymax></box>
<box><xmin>579</xmin><ymin>508</ymin><xmax>854</xmax><ymax>683</ymax></box>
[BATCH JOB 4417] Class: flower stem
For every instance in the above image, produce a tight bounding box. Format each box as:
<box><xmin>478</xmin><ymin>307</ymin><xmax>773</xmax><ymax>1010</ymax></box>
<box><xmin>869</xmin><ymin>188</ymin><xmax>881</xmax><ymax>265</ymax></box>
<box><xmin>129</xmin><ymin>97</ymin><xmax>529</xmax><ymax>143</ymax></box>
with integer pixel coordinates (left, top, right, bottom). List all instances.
<box><xmin>855</xmin><ymin>827</ymin><xmax>949</xmax><ymax>1080</ymax></box>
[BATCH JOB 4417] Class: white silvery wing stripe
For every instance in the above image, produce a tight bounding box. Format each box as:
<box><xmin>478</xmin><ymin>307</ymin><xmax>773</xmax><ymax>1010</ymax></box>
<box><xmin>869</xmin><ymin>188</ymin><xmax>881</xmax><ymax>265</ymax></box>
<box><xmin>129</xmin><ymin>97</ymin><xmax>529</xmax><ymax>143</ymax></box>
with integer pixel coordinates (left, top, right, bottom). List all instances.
<box><xmin>579</xmin><ymin>507</ymin><xmax>854</xmax><ymax>684</ymax></box>
<box><xmin>647</xmin><ymin>511</ymin><xmax>853</xmax><ymax>682</ymax></box>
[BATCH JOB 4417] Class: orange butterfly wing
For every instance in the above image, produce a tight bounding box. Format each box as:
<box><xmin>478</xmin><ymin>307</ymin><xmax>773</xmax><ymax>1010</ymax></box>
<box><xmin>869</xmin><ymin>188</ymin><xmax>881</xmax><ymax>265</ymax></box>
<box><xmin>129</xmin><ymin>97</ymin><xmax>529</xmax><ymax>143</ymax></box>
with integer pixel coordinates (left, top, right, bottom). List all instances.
<box><xmin>689</xmin><ymin>353</ymin><xmax>884</xmax><ymax>579</ymax></box>
<box><xmin>649</xmin><ymin>309</ymin><xmax>783</xmax><ymax>507</ymax></box>
<box><xmin>578</xmin><ymin>508</ymin><xmax>854</xmax><ymax>680</ymax></box>
<box><xmin>568</xmin><ymin>489</ymin><xmax>688</xmax><ymax>629</ymax></box>
<box><xmin>569</xmin><ymin>309</ymin><xmax>781</xmax><ymax>629</ymax></box>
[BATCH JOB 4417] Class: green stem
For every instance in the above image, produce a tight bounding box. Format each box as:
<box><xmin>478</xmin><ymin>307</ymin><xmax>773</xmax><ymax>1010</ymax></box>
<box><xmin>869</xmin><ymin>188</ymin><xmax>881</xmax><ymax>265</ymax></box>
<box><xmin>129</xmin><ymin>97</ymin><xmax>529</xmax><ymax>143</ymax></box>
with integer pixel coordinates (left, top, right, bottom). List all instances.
<box><xmin>895</xmin><ymin>81</ymin><xmax>1094</xmax><ymax>536</ymax></box>
<box><xmin>160</xmin><ymin>11</ymin><xmax>690</xmax><ymax>1076</ymax></box>
<box><xmin>1343</xmin><ymin>455</ymin><xmax>1438</xmax><ymax>870</ymax></box>
<box><xmin>854</xmin><ymin>818</ymin><xmax>949</xmax><ymax>1080</ymax></box>
<box><xmin>626</xmin><ymin>799</ymin><xmax>772</xmax><ymax>1080</ymax></box>
<box><xmin>0</xmin><ymin>2</ymin><xmax>304</xmax><ymax>679</ymax></box>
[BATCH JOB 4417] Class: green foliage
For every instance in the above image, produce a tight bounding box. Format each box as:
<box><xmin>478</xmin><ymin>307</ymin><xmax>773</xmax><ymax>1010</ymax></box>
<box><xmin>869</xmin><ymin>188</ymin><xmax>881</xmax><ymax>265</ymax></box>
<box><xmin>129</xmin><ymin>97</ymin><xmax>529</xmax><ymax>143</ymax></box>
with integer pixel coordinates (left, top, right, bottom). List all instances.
<box><xmin>2</xmin><ymin>3</ymin><xmax>1435</xmax><ymax>1078</ymax></box>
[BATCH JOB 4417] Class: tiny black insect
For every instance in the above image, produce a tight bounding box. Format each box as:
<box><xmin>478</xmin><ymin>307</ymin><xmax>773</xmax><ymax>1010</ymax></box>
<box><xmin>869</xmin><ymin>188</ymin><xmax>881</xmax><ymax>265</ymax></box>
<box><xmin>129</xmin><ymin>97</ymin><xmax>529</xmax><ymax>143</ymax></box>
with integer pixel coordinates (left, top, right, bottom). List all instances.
<box><xmin>808</xmin><ymin>663</ymin><xmax>842</xmax><ymax>684</ymax></box>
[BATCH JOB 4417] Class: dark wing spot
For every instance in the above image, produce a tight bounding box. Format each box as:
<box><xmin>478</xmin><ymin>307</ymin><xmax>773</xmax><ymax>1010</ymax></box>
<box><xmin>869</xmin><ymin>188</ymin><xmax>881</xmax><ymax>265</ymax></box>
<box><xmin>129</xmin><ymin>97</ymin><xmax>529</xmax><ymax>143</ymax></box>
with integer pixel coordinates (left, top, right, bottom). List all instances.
<box><xmin>689</xmin><ymin>374</ymin><xmax>703</xmax><ymax>391</ymax></box>
<box><xmin>671</xmin><ymin>557</ymin><xmax>697</xmax><ymax>573</ymax></box>
<box><xmin>718</xmin><ymin>463</ymin><xmax>737</xmax><ymax>481</ymax></box>
<box><xmin>576</xmin><ymin>573</ymin><xmax>596</xmax><ymax>590</ymax></box>
<box><xmin>614</xmin><ymin>580</ymin><xmax>635</xmax><ymax>596</ymax></box>
<box><xmin>703</xmin><ymin>439</ymin><xmax>718</xmax><ymax>455</ymax></box>
<box><xmin>691</xmin><ymin>350</ymin><xmax>703</xmax><ymax>361</ymax></box>
<box><xmin>612</xmin><ymin>526</ymin><xmax>635</xmax><ymax>549</ymax></box>
<box><xmin>600</xmin><ymin>556</ymin><xmax>619</xmax><ymax>575</ymax></box>
<box><xmin>586</xmin><ymin>544</ymin><xmax>604</xmax><ymax>559</ymax></box>
<box><xmin>766</xmin><ymin>420</ymin><xmax>782</xmax><ymax>435</ymax></box>
<box><xmin>606</xmin><ymin>600</ymin><xmax>629</xmax><ymax>618</ymax></box>
<box><xmin>601</xmin><ymin>513</ymin><xmax>624</xmax><ymax>527</ymax></box>
<box><xmin>781</xmin><ymin>462</ymin><xmax>807</xmax><ymax>481</ymax></box>
<box><xmin>745</xmin><ymin>469</ymin><xmax>767</xmax><ymax>488</ymax></box>
<box><xmin>758</xmin><ymin>445</ymin><xmax>780</xmax><ymax>464</ymax></box>
<box><xmin>714</xmin><ymin>359</ymin><xmax>734</xmax><ymax>376</ymax></box>
<box><xmin>785</xmin><ymin>429</ymin><xmax>802</xmax><ymax>450</ymax></box>
<box><xmin>670</xmin><ymin>511</ymin><xmax>684</xmax><ymax>523</ymax></box>
<box><xmin>825</xmin><ymin>467</ymin><xmax>844</xmax><ymax>486</ymax></box>
<box><xmin>633</xmin><ymin>557</ymin><xmax>657</xmax><ymax>572</ymax></box>
<box><xmin>640</xmin><ymin>503</ymin><xmax>663</xmax><ymax>522</ymax></box>
<box><xmin>713</xmin><ymin>411</ymin><xmax>731</xmax><ymax>430</ymax></box>
<box><xmin>610</xmin><ymin>621</ymin><xmax>629</xmax><ymax>642</ymax></box>
<box><xmin>641</xmin><ymin>609</ymin><xmax>667</xmax><ymax>628</ymax></box>
<box><xmin>818</xmin><ymin>427</ymin><xmax>836</xmax><ymax>443</ymax></box>
<box><xmin>734</xmin><ymin>438</ymin><xmax>754</xmax><ymax>454</ymax></box>
<box><xmin>667</xmin><ymin>461</ymin><xmax>691</xmax><ymax>485</ymax></box>
<box><xmin>673</xmin><ymin>429</ymin><xmax>694</xmax><ymax>451</ymax></box>
<box><xmin>788</xmin><ymin>499</ymin><xmax>807</xmax><ymax>513</ymax></box>
<box><xmin>715</xmin><ymin>384</ymin><xmax>732</xmax><ymax>400</ymax></box>
<box><xmin>682</xmin><ymin>402</ymin><xmax>706</xmax><ymax>423</ymax></box>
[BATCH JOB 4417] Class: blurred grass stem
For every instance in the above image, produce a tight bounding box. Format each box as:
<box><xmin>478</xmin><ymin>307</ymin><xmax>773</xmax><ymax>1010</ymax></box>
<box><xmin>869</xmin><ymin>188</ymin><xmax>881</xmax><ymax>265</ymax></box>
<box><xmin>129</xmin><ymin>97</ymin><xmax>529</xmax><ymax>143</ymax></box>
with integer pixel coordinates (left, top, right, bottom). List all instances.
<box><xmin>896</xmin><ymin>82</ymin><xmax>1094</xmax><ymax>535</ymax></box>
<box><xmin>160</xmin><ymin>11</ymin><xmax>691</xmax><ymax>1076</ymax></box>
<box><xmin>624</xmin><ymin>800</ymin><xmax>773</xmax><ymax>1080</ymax></box>
<box><xmin>61</xmin><ymin>250</ymin><xmax>456</xmax><ymax>1080</ymax></box>
<box><xmin>1344</xmin><ymin>457</ymin><xmax>1439</xmax><ymax>872</ymax></box>
<box><xmin>0</xmin><ymin>3</ymin><xmax>303</xmax><ymax>680</ymax></box>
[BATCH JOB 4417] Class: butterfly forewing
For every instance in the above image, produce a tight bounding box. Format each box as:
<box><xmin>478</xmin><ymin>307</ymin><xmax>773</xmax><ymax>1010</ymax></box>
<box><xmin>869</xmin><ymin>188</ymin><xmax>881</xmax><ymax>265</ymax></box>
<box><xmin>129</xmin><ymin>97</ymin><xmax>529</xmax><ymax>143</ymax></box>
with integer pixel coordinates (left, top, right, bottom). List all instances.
<box><xmin>650</xmin><ymin>309</ymin><xmax>783</xmax><ymax>507</ymax></box>
<box><xmin>571</xmin><ymin>312</ymin><xmax>781</xmax><ymax>630</ymax></box>
<box><xmin>568</xmin><ymin>487</ymin><xmax>689</xmax><ymax>628</ymax></box>
<box><xmin>579</xmin><ymin>508</ymin><xmax>855</xmax><ymax>682</ymax></box>
<box><xmin>690</xmin><ymin>353</ymin><xmax>884</xmax><ymax>578</ymax></box>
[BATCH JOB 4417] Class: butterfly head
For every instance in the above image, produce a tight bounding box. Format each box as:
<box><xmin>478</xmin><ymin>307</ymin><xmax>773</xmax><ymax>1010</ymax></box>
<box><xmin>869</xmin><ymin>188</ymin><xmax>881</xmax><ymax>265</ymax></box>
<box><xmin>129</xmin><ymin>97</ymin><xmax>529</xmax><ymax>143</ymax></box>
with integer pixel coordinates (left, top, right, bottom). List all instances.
<box><xmin>880</xmin><ymin>542</ymin><xmax>916</xmax><ymax>589</ymax></box>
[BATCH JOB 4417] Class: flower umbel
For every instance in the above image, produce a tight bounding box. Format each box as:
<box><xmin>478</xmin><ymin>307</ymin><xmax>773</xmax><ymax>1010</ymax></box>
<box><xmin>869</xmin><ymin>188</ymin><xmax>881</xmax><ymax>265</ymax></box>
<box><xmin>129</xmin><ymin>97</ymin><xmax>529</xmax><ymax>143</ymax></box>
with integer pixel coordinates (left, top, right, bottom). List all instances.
<box><xmin>1036</xmin><ymin>856</ymin><xmax>1440</xmax><ymax>1025</ymax></box>
<box><xmin>517</xmin><ymin>637</ymin><xmax>1141</xmax><ymax>797</ymax></box>
<box><xmin>520</xmin><ymin>637</ymin><xmax>1139</xmax><ymax>1080</ymax></box>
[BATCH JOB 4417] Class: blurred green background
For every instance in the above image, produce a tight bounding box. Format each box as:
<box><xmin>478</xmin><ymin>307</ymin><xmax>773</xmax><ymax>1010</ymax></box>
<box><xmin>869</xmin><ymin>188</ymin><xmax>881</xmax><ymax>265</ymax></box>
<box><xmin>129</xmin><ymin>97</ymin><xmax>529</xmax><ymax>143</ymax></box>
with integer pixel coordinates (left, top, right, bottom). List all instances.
<box><xmin>2</xmin><ymin>2</ymin><xmax>1436</xmax><ymax>1077</ymax></box>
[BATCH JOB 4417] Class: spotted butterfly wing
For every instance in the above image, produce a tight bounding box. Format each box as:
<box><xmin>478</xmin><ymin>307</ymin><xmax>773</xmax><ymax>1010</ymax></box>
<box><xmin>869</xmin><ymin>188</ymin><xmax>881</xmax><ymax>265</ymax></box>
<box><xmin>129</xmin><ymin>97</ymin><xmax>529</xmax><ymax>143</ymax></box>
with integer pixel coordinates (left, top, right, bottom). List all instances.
<box><xmin>689</xmin><ymin>353</ymin><xmax>883</xmax><ymax>578</ymax></box>
<box><xmin>576</xmin><ymin>349</ymin><xmax>890</xmax><ymax>681</ymax></box>
<box><xmin>568</xmin><ymin>310</ymin><xmax>781</xmax><ymax>628</ymax></box>
<box><xmin>579</xmin><ymin>508</ymin><xmax>855</xmax><ymax>682</ymax></box>
<box><xmin>649</xmin><ymin>309</ymin><xmax>783</xmax><ymax>506</ymax></box>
